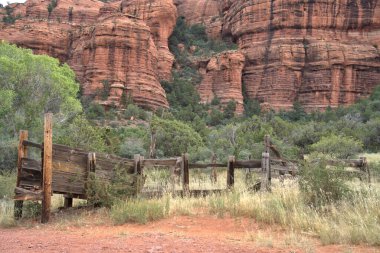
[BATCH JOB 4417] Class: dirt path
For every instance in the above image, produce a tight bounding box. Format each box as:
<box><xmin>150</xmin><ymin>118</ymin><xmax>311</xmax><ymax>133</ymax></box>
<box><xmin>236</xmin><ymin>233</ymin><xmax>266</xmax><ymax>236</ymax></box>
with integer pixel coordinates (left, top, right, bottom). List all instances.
<box><xmin>0</xmin><ymin>215</ymin><xmax>378</xmax><ymax>253</ymax></box>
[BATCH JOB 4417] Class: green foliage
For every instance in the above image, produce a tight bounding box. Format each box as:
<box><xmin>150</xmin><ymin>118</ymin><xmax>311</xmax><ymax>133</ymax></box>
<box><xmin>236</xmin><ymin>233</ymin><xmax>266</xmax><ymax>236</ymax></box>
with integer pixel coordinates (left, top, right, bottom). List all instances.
<box><xmin>99</xmin><ymin>80</ymin><xmax>110</xmax><ymax>100</ymax></box>
<box><xmin>310</xmin><ymin>135</ymin><xmax>363</xmax><ymax>159</ymax></box>
<box><xmin>0</xmin><ymin>171</ymin><xmax>16</xmax><ymax>199</ymax></box>
<box><xmin>22</xmin><ymin>202</ymin><xmax>41</xmax><ymax>219</ymax></box>
<box><xmin>223</xmin><ymin>100</ymin><xmax>237</xmax><ymax>119</ymax></box>
<box><xmin>2</xmin><ymin>5</ymin><xmax>21</xmax><ymax>24</ymax></box>
<box><xmin>169</xmin><ymin>17</ymin><xmax>237</xmax><ymax>58</ymax></box>
<box><xmin>299</xmin><ymin>160</ymin><xmax>352</xmax><ymax>206</ymax></box>
<box><xmin>55</xmin><ymin>115</ymin><xmax>107</xmax><ymax>152</ymax></box>
<box><xmin>123</xmin><ymin>104</ymin><xmax>148</xmax><ymax>121</ymax></box>
<box><xmin>110</xmin><ymin>197</ymin><xmax>169</xmax><ymax>224</ymax></box>
<box><xmin>150</xmin><ymin>116</ymin><xmax>204</xmax><ymax>157</ymax></box>
<box><xmin>85</xmin><ymin>102</ymin><xmax>106</xmax><ymax>120</ymax></box>
<box><xmin>47</xmin><ymin>0</ymin><xmax>57</xmax><ymax>14</ymax></box>
<box><xmin>0</xmin><ymin>42</ymin><xmax>82</xmax><ymax>139</ymax></box>
<box><xmin>86</xmin><ymin>164</ymin><xmax>144</xmax><ymax>208</ymax></box>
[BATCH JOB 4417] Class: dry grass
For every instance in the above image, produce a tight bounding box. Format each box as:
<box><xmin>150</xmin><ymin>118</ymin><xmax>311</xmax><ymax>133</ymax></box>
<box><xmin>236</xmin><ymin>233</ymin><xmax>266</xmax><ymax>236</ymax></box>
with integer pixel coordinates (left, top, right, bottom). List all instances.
<box><xmin>1</xmin><ymin>155</ymin><xmax>380</xmax><ymax>246</ymax></box>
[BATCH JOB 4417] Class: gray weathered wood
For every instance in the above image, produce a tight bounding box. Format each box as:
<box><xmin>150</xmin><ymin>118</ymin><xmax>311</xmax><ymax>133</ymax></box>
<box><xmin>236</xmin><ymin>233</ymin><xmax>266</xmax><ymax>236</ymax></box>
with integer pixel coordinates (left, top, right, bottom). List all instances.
<box><xmin>14</xmin><ymin>130</ymin><xmax>28</xmax><ymax>219</ymax></box>
<box><xmin>227</xmin><ymin>156</ymin><xmax>235</xmax><ymax>189</ymax></box>
<box><xmin>182</xmin><ymin>154</ymin><xmax>189</xmax><ymax>194</ymax></box>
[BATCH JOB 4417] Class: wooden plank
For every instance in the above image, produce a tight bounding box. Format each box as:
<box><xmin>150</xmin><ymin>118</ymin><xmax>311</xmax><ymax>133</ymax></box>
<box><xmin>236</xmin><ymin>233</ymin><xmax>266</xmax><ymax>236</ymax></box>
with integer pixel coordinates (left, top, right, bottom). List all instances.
<box><xmin>21</xmin><ymin>158</ymin><xmax>42</xmax><ymax>173</ymax></box>
<box><xmin>14</xmin><ymin>130</ymin><xmax>28</xmax><ymax>220</ymax></box>
<box><xmin>188</xmin><ymin>163</ymin><xmax>227</xmax><ymax>169</ymax></box>
<box><xmin>22</xmin><ymin>140</ymin><xmax>42</xmax><ymax>149</ymax></box>
<box><xmin>142</xmin><ymin>159</ymin><xmax>178</xmax><ymax>168</ymax></box>
<box><xmin>234</xmin><ymin>160</ymin><xmax>262</xmax><ymax>168</ymax></box>
<box><xmin>42</xmin><ymin>113</ymin><xmax>53</xmax><ymax>223</ymax></box>
<box><xmin>14</xmin><ymin>187</ymin><xmax>43</xmax><ymax>201</ymax></box>
<box><xmin>182</xmin><ymin>154</ymin><xmax>189</xmax><ymax>194</ymax></box>
<box><xmin>227</xmin><ymin>156</ymin><xmax>235</xmax><ymax>189</ymax></box>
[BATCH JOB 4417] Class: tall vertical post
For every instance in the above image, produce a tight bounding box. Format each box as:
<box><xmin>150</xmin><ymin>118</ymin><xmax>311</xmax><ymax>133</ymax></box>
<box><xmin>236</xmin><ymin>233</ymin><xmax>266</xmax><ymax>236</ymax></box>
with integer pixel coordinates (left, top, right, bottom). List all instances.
<box><xmin>211</xmin><ymin>153</ymin><xmax>217</xmax><ymax>183</ymax></box>
<box><xmin>134</xmin><ymin>154</ymin><xmax>142</xmax><ymax>196</ymax></box>
<box><xmin>227</xmin><ymin>156</ymin><xmax>235</xmax><ymax>189</ymax></box>
<box><xmin>265</xmin><ymin>135</ymin><xmax>271</xmax><ymax>191</ymax></box>
<box><xmin>182</xmin><ymin>154</ymin><xmax>189</xmax><ymax>195</ymax></box>
<box><xmin>41</xmin><ymin>113</ymin><xmax>53</xmax><ymax>223</ymax></box>
<box><xmin>14</xmin><ymin>130</ymin><xmax>28</xmax><ymax>219</ymax></box>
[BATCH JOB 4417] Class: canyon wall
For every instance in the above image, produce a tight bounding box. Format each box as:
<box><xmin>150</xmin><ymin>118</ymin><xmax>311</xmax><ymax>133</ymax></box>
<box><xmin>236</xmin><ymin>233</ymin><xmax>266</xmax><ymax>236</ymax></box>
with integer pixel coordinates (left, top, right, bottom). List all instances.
<box><xmin>197</xmin><ymin>51</ymin><xmax>245</xmax><ymax>113</ymax></box>
<box><xmin>178</xmin><ymin>0</ymin><xmax>380</xmax><ymax>111</ymax></box>
<box><xmin>0</xmin><ymin>0</ymin><xmax>177</xmax><ymax>109</ymax></box>
<box><xmin>1</xmin><ymin>0</ymin><xmax>380</xmax><ymax>112</ymax></box>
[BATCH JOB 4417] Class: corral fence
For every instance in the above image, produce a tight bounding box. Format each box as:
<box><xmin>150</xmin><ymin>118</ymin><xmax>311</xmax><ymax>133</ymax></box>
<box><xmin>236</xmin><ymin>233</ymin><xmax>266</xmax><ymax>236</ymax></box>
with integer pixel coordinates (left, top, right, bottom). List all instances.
<box><xmin>13</xmin><ymin>114</ymin><xmax>370</xmax><ymax>223</ymax></box>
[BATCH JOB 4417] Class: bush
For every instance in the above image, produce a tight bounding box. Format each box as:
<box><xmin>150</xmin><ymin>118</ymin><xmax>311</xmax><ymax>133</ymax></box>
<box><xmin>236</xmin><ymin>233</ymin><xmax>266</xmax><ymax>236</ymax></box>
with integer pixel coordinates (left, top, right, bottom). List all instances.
<box><xmin>55</xmin><ymin>115</ymin><xmax>107</xmax><ymax>152</ymax></box>
<box><xmin>85</xmin><ymin>102</ymin><xmax>106</xmax><ymax>120</ymax></box>
<box><xmin>310</xmin><ymin>135</ymin><xmax>363</xmax><ymax>159</ymax></box>
<box><xmin>0</xmin><ymin>171</ymin><xmax>16</xmax><ymax>199</ymax></box>
<box><xmin>119</xmin><ymin>139</ymin><xmax>146</xmax><ymax>158</ymax></box>
<box><xmin>299</xmin><ymin>160</ymin><xmax>352</xmax><ymax>206</ymax></box>
<box><xmin>86</xmin><ymin>164</ymin><xmax>144</xmax><ymax>208</ymax></box>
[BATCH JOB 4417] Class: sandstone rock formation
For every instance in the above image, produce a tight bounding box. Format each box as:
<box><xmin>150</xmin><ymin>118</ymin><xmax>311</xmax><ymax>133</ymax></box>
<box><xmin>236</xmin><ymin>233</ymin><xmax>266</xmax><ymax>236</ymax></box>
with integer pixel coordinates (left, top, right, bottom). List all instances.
<box><xmin>222</xmin><ymin>0</ymin><xmax>380</xmax><ymax>110</ymax></box>
<box><xmin>173</xmin><ymin>0</ymin><xmax>222</xmax><ymax>38</ymax></box>
<box><xmin>176</xmin><ymin>0</ymin><xmax>380</xmax><ymax>111</ymax></box>
<box><xmin>197</xmin><ymin>51</ymin><xmax>245</xmax><ymax>113</ymax></box>
<box><xmin>1</xmin><ymin>0</ymin><xmax>380</xmax><ymax>112</ymax></box>
<box><xmin>0</xmin><ymin>0</ymin><xmax>176</xmax><ymax>110</ymax></box>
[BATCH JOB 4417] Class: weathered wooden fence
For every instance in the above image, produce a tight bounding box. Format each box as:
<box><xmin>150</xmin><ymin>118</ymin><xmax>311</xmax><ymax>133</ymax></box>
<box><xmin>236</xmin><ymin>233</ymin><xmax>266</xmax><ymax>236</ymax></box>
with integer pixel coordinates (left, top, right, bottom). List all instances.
<box><xmin>13</xmin><ymin>114</ymin><xmax>370</xmax><ymax>223</ymax></box>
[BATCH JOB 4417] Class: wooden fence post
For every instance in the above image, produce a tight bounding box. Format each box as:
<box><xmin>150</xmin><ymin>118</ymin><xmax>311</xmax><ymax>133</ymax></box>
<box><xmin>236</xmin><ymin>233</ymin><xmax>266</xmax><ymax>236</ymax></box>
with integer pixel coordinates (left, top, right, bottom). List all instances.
<box><xmin>211</xmin><ymin>153</ymin><xmax>217</xmax><ymax>183</ymax></box>
<box><xmin>14</xmin><ymin>130</ymin><xmax>28</xmax><ymax>219</ymax></box>
<box><xmin>134</xmin><ymin>154</ymin><xmax>142</xmax><ymax>195</ymax></box>
<box><xmin>182</xmin><ymin>153</ymin><xmax>189</xmax><ymax>195</ymax></box>
<box><xmin>265</xmin><ymin>135</ymin><xmax>271</xmax><ymax>191</ymax></box>
<box><xmin>41</xmin><ymin>113</ymin><xmax>53</xmax><ymax>223</ymax></box>
<box><xmin>227</xmin><ymin>156</ymin><xmax>235</xmax><ymax>189</ymax></box>
<box><xmin>360</xmin><ymin>157</ymin><xmax>370</xmax><ymax>184</ymax></box>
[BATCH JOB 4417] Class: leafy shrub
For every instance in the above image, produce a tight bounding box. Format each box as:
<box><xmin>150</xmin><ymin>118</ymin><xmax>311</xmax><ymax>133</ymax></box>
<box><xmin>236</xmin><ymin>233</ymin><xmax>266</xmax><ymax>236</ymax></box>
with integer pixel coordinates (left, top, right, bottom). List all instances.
<box><xmin>299</xmin><ymin>160</ymin><xmax>352</xmax><ymax>206</ymax></box>
<box><xmin>22</xmin><ymin>202</ymin><xmax>41</xmax><ymax>219</ymax></box>
<box><xmin>55</xmin><ymin>115</ymin><xmax>107</xmax><ymax>152</ymax></box>
<box><xmin>310</xmin><ymin>135</ymin><xmax>363</xmax><ymax>159</ymax></box>
<box><xmin>85</xmin><ymin>102</ymin><xmax>106</xmax><ymax>120</ymax></box>
<box><xmin>150</xmin><ymin>116</ymin><xmax>204</xmax><ymax>157</ymax></box>
<box><xmin>119</xmin><ymin>139</ymin><xmax>146</xmax><ymax>158</ymax></box>
<box><xmin>123</xmin><ymin>104</ymin><xmax>148</xmax><ymax>120</ymax></box>
<box><xmin>0</xmin><ymin>171</ymin><xmax>16</xmax><ymax>199</ymax></box>
<box><xmin>86</xmin><ymin>164</ymin><xmax>145</xmax><ymax>208</ymax></box>
<box><xmin>0</xmin><ymin>140</ymin><xmax>17</xmax><ymax>171</ymax></box>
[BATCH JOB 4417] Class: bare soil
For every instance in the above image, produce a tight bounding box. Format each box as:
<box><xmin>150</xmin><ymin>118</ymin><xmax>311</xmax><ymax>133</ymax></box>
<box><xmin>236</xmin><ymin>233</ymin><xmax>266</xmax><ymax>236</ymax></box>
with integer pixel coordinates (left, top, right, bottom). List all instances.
<box><xmin>0</xmin><ymin>214</ymin><xmax>378</xmax><ymax>253</ymax></box>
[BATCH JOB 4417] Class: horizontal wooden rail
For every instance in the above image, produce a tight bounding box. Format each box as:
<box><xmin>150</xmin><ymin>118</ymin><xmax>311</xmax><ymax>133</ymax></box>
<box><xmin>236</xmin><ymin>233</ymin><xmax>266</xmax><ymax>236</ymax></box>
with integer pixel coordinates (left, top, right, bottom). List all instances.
<box><xmin>22</xmin><ymin>140</ymin><xmax>42</xmax><ymax>149</ymax></box>
<box><xmin>142</xmin><ymin>159</ymin><xmax>178</xmax><ymax>167</ymax></box>
<box><xmin>189</xmin><ymin>163</ymin><xmax>227</xmax><ymax>169</ymax></box>
<box><xmin>235</xmin><ymin>160</ymin><xmax>262</xmax><ymax>168</ymax></box>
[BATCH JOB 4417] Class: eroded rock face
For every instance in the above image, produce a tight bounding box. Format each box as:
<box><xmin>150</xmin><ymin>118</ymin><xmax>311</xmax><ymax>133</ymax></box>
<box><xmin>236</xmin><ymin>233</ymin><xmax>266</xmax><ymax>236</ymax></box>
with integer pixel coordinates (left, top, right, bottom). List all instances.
<box><xmin>174</xmin><ymin>0</ymin><xmax>223</xmax><ymax>38</ymax></box>
<box><xmin>120</xmin><ymin>0</ymin><xmax>177</xmax><ymax>80</ymax></box>
<box><xmin>223</xmin><ymin>0</ymin><xmax>380</xmax><ymax>110</ymax></box>
<box><xmin>175</xmin><ymin>0</ymin><xmax>380</xmax><ymax>111</ymax></box>
<box><xmin>0</xmin><ymin>0</ymin><xmax>173</xmax><ymax>110</ymax></box>
<box><xmin>197</xmin><ymin>51</ymin><xmax>245</xmax><ymax>114</ymax></box>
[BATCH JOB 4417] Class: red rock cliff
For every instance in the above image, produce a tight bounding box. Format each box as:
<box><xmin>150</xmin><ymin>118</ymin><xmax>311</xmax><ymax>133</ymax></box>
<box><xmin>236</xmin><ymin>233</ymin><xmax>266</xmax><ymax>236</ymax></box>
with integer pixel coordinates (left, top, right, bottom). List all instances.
<box><xmin>0</xmin><ymin>0</ymin><xmax>176</xmax><ymax>110</ymax></box>
<box><xmin>177</xmin><ymin>0</ymin><xmax>380</xmax><ymax>111</ymax></box>
<box><xmin>197</xmin><ymin>51</ymin><xmax>245</xmax><ymax>114</ymax></box>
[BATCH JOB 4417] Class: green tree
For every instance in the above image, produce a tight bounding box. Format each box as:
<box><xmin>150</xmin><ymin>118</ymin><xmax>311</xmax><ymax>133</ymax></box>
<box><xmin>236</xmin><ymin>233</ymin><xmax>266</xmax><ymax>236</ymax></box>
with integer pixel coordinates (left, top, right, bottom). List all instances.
<box><xmin>150</xmin><ymin>116</ymin><xmax>203</xmax><ymax>157</ymax></box>
<box><xmin>55</xmin><ymin>115</ymin><xmax>107</xmax><ymax>152</ymax></box>
<box><xmin>0</xmin><ymin>42</ymin><xmax>82</xmax><ymax>139</ymax></box>
<box><xmin>310</xmin><ymin>135</ymin><xmax>363</xmax><ymax>159</ymax></box>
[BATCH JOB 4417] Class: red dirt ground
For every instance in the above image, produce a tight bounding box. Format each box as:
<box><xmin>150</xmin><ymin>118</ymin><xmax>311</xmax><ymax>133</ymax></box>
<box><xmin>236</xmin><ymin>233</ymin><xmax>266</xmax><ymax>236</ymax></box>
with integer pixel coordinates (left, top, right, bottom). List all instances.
<box><xmin>0</xmin><ymin>215</ymin><xmax>379</xmax><ymax>253</ymax></box>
